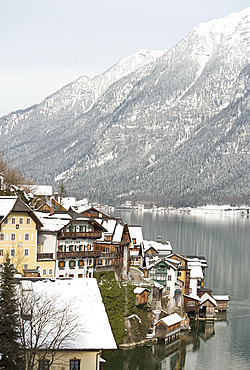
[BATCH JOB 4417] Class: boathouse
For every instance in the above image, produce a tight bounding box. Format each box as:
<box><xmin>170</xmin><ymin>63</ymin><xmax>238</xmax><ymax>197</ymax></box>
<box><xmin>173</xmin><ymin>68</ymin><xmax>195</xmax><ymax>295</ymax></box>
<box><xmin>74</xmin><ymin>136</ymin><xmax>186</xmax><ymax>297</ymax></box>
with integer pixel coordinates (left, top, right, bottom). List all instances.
<box><xmin>198</xmin><ymin>293</ymin><xmax>217</xmax><ymax>320</ymax></box>
<box><xmin>155</xmin><ymin>313</ymin><xmax>182</xmax><ymax>343</ymax></box>
<box><xmin>213</xmin><ymin>295</ymin><xmax>230</xmax><ymax>311</ymax></box>
<box><xmin>183</xmin><ymin>294</ymin><xmax>200</xmax><ymax>318</ymax></box>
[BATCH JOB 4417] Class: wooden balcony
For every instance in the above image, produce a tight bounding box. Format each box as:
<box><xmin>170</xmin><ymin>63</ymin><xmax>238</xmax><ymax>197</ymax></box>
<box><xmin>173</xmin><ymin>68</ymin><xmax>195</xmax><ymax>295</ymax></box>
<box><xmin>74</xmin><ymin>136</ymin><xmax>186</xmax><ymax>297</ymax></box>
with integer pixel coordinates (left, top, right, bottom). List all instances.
<box><xmin>37</xmin><ymin>253</ymin><xmax>54</xmax><ymax>260</ymax></box>
<box><xmin>57</xmin><ymin>250</ymin><xmax>101</xmax><ymax>259</ymax></box>
<box><xmin>58</xmin><ymin>231</ymin><xmax>102</xmax><ymax>239</ymax></box>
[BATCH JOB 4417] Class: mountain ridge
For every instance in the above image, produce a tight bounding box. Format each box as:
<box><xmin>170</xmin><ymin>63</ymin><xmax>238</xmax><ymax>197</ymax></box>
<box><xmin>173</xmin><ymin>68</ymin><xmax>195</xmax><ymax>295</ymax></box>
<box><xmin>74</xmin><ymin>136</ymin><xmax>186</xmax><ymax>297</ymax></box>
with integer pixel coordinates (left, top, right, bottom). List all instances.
<box><xmin>0</xmin><ymin>8</ymin><xmax>249</xmax><ymax>206</ymax></box>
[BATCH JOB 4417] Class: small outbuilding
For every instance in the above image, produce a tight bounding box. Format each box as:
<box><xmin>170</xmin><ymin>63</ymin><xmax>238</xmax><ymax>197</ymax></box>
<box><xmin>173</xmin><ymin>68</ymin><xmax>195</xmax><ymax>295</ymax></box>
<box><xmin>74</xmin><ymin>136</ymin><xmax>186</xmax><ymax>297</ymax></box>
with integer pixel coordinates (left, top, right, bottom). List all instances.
<box><xmin>155</xmin><ymin>313</ymin><xmax>182</xmax><ymax>343</ymax></box>
<box><xmin>199</xmin><ymin>293</ymin><xmax>217</xmax><ymax>320</ymax></box>
<box><xmin>134</xmin><ymin>287</ymin><xmax>149</xmax><ymax>306</ymax></box>
<box><xmin>183</xmin><ymin>294</ymin><xmax>200</xmax><ymax>318</ymax></box>
<box><xmin>213</xmin><ymin>295</ymin><xmax>230</xmax><ymax>311</ymax></box>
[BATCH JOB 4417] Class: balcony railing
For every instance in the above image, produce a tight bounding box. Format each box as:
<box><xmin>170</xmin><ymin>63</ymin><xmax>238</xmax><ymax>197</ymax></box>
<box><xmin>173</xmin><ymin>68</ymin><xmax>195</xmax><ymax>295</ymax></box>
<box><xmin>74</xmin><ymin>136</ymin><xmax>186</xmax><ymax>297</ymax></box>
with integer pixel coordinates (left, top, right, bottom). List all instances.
<box><xmin>58</xmin><ymin>231</ymin><xmax>102</xmax><ymax>239</ymax></box>
<box><xmin>37</xmin><ymin>253</ymin><xmax>54</xmax><ymax>260</ymax></box>
<box><xmin>57</xmin><ymin>250</ymin><xmax>101</xmax><ymax>259</ymax></box>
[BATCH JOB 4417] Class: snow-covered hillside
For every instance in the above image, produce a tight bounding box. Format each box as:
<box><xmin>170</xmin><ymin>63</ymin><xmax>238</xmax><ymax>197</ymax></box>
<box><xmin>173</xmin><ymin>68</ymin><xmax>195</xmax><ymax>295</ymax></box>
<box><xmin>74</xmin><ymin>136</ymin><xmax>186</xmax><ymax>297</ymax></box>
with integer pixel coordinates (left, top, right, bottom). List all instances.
<box><xmin>0</xmin><ymin>8</ymin><xmax>249</xmax><ymax>205</ymax></box>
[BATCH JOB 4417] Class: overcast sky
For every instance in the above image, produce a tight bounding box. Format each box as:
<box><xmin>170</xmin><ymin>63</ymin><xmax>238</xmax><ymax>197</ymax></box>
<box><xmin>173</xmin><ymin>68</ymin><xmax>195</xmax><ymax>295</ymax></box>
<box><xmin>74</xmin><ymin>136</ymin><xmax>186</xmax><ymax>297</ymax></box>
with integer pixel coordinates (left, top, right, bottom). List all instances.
<box><xmin>0</xmin><ymin>0</ymin><xmax>249</xmax><ymax>117</ymax></box>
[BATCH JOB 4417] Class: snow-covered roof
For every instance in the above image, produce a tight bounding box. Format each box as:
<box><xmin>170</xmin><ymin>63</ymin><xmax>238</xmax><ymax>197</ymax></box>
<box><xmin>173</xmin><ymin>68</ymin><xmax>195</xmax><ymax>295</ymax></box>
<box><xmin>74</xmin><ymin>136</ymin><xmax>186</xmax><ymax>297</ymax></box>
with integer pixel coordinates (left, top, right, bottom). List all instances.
<box><xmin>49</xmin><ymin>213</ymin><xmax>72</xmax><ymax>220</ymax></box>
<box><xmin>32</xmin><ymin>185</ymin><xmax>53</xmax><ymax>196</ymax></box>
<box><xmin>213</xmin><ymin>295</ymin><xmax>230</xmax><ymax>301</ymax></box>
<box><xmin>183</xmin><ymin>294</ymin><xmax>200</xmax><ymax>302</ymax></box>
<box><xmin>154</xmin><ymin>281</ymin><xmax>164</xmax><ymax>290</ymax></box>
<box><xmin>20</xmin><ymin>279</ymin><xmax>117</xmax><ymax>350</ymax></box>
<box><xmin>134</xmin><ymin>287</ymin><xmax>147</xmax><ymax>295</ymax></box>
<box><xmin>99</xmin><ymin>219</ymin><xmax>117</xmax><ymax>235</ymax></box>
<box><xmin>34</xmin><ymin>212</ymin><xmax>70</xmax><ymax>232</ymax></box>
<box><xmin>189</xmin><ymin>265</ymin><xmax>204</xmax><ymax>279</ymax></box>
<box><xmin>143</xmin><ymin>240</ymin><xmax>172</xmax><ymax>254</ymax></box>
<box><xmin>0</xmin><ymin>196</ymin><xmax>18</xmax><ymax>217</ymax></box>
<box><xmin>113</xmin><ymin>223</ymin><xmax>124</xmax><ymax>242</ymax></box>
<box><xmin>200</xmin><ymin>293</ymin><xmax>217</xmax><ymax>306</ymax></box>
<box><xmin>157</xmin><ymin>313</ymin><xmax>182</xmax><ymax>327</ymax></box>
<box><xmin>128</xmin><ymin>225</ymin><xmax>143</xmax><ymax>245</ymax></box>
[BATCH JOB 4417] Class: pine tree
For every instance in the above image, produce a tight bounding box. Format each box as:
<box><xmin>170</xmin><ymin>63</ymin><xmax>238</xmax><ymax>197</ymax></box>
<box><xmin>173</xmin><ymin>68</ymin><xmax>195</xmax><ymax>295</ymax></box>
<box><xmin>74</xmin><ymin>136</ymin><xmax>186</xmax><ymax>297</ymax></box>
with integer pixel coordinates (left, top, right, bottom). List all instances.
<box><xmin>0</xmin><ymin>254</ymin><xmax>22</xmax><ymax>369</ymax></box>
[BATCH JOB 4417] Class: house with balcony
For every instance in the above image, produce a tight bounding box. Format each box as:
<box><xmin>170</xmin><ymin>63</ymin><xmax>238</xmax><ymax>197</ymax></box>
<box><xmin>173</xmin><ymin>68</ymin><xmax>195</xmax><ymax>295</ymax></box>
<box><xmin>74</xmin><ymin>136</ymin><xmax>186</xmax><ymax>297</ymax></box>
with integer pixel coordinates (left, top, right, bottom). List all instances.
<box><xmin>128</xmin><ymin>225</ymin><xmax>143</xmax><ymax>269</ymax></box>
<box><xmin>0</xmin><ymin>196</ymin><xmax>43</xmax><ymax>275</ymax></box>
<box><xmin>56</xmin><ymin>213</ymin><xmax>106</xmax><ymax>279</ymax></box>
<box><xmin>146</xmin><ymin>258</ymin><xmax>181</xmax><ymax>306</ymax></box>
<box><xmin>94</xmin><ymin>217</ymin><xmax>131</xmax><ymax>280</ymax></box>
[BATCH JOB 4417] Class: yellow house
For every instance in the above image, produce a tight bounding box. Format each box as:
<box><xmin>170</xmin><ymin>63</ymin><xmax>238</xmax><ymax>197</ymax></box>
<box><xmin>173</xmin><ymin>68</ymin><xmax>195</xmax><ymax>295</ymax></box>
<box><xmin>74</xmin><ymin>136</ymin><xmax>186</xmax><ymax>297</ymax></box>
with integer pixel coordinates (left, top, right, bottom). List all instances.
<box><xmin>0</xmin><ymin>196</ymin><xmax>43</xmax><ymax>274</ymax></box>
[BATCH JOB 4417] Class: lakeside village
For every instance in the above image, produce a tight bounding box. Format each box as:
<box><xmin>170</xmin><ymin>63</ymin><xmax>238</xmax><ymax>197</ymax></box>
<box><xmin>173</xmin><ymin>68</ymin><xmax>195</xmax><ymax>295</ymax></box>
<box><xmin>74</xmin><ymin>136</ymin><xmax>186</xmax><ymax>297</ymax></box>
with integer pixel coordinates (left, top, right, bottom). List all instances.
<box><xmin>0</xmin><ymin>187</ymin><xmax>230</xmax><ymax>370</ymax></box>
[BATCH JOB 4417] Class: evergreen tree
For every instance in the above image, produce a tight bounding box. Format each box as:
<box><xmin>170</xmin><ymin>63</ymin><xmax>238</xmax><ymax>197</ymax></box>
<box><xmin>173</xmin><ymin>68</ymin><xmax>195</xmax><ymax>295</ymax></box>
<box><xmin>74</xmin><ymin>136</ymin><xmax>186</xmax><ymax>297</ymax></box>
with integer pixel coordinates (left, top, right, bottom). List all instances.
<box><xmin>0</xmin><ymin>254</ymin><xmax>22</xmax><ymax>369</ymax></box>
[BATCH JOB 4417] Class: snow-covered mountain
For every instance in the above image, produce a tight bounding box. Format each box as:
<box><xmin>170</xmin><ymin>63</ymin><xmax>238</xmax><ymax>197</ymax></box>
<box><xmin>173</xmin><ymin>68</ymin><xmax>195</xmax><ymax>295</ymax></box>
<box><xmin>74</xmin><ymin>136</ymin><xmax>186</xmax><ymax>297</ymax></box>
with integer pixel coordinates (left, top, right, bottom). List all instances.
<box><xmin>0</xmin><ymin>8</ymin><xmax>249</xmax><ymax>206</ymax></box>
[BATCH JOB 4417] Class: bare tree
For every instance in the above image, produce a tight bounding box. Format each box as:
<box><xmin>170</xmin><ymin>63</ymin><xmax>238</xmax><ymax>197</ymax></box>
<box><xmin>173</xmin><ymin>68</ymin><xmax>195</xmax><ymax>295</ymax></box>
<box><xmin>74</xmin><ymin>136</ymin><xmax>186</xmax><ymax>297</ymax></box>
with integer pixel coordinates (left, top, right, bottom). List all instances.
<box><xmin>18</xmin><ymin>286</ymin><xmax>79</xmax><ymax>370</ymax></box>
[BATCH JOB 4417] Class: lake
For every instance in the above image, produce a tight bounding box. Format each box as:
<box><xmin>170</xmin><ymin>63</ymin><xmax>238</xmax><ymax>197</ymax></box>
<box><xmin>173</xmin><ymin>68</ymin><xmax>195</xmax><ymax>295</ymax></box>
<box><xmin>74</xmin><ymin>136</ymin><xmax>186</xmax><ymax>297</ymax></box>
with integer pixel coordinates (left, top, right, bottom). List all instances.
<box><xmin>103</xmin><ymin>210</ymin><xmax>250</xmax><ymax>370</ymax></box>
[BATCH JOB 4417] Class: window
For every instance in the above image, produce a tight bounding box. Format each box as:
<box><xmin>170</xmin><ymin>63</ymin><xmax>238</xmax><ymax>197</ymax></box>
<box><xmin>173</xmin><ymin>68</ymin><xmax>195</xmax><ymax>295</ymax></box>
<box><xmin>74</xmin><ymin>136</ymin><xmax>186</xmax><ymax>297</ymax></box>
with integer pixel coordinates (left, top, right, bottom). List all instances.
<box><xmin>69</xmin><ymin>274</ymin><xmax>74</xmax><ymax>278</ymax></box>
<box><xmin>3</xmin><ymin>217</ymin><xmax>8</xmax><ymax>224</ymax></box>
<box><xmin>178</xmin><ymin>271</ymin><xmax>182</xmax><ymax>277</ymax></box>
<box><xmin>187</xmin><ymin>301</ymin><xmax>195</xmax><ymax>306</ymax></box>
<box><xmin>0</xmin><ymin>234</ymin><xmax>4</xmax><ymax>241</ymax></box>
<box><xmin>11</xmin><ymin>233</ymin><xmax>16</xmax><ymax>241</ymax></box>
<box><xmin>24</xmin><ymin>249</ymin><xmax>29</xmax><ymax>256</ymax></box>
<box><xmin>168</xmin><ymin>275</ymin><xmax>172</xmax><ymax>281</ymax></box>
<box><xmin>166</xmin><ymin>286</ymin><xmax>170</xmax><ymax>291</ymax></box>
<box><xmin>10</xmin><ymin>249</ymin><xmax>15</xmax><ymax>257</ymax></box>
<box><xmin>58</xmin><ymin>261</ymin><xmax>65</xmax><ymax>268</ymax></box>
<box><xmin>58</xmin><ymin>245</ymin><xmax>63</xmax><ymax>252</ymax></box>
<box><xmin>19</xmin><ymin>218</ymin><xmax>23</xmax><ymax>224</ymax></box>
<box><xmin>26</xmin><ymin>218</ymin><xmax>31</xmax><ymax>225</ymax></box>
<box><xmin>11</xmin><ymin>218</ymin><xmax>16</xmax><ymax>224</ymax></box>
<box><xmin>0</xmin><ymin>249</ymin><xmax>4</xmax><ymax>256</ymax></box>
<box><xmin>69</xmin><ymin>260</ymin><xmax>76</xmax><ymax>268</ymax></box>
<box><xmin>38</xmin><ymin>359</ymin><xmax>50</xmax><ymax>370</ymax></box>
<box><xmin>42</xmin><ymin>269</ymin><xmax>47</xmax><ymax>276</ymax></box>
<box><xmin>78</xmin><ymin>274</ymin><xmax>83</xmax><ymax>278</ymax></box>
<box><xmin>48</xmin><ymin>268</ymin><xmax>53</xmax><ymax>276</ymax></box>
<box><xmin>78</xmin><ymin>260</ymin><xmax>84</xmax><ymax>267</ymax></box>
<box><xmin>23</xmin><ymin>264</ymin><xmax>28</xmax><ymax>270</ymax></box>
<box><xmin>25</xmin><ymin>233</ymin><xmax>29</xmax><ymax>241</ymax></box>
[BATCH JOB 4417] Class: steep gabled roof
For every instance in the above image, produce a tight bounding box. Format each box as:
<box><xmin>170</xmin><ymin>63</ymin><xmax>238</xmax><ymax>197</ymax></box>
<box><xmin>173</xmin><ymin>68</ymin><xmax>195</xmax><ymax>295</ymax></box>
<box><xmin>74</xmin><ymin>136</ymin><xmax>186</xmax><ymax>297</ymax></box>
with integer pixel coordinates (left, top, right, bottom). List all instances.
<box><xmin>0</xmin><ymin>196</ymin><xmax>43</xmax><ymax>228</ymax></box>
<box><xmin>200</xmin><ymin>293</ymin><xmax>217</xmax><ymax>306</ymax></box>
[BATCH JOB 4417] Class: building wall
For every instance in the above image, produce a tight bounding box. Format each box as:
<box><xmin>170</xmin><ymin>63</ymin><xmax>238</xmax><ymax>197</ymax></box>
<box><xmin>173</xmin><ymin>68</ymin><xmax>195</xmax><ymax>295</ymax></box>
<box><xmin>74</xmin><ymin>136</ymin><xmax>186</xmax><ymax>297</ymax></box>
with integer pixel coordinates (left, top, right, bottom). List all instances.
<box><xmin>37</xmin><ymin>260</ymin><xmax>55</xmax><ymax>277</ymax></box>
<box><xmin>0</xmin><ymin>211</ymin><xmax>38</xmax><ymax>272</ymax></box>
<box><xmin>35</xmin><ymin>350</ymin><xmax>101</xmax><ymax>370</ymax></box>
<box><xmin>38</xmin><ymin>232</ymin><xmax>57</xmax><ymax>255</ymax></box>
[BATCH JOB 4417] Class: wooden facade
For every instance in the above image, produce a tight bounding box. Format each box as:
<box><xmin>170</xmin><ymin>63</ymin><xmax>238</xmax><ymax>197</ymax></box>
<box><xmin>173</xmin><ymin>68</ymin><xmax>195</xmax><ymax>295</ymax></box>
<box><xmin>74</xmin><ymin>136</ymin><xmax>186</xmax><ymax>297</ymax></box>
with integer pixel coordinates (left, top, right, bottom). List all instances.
<box><xmin>155</xmin><ymin>313</ymin><xmax>182</xmax><ymax>343</ymax></box>
<box><xmin>183</xmin><ymin>294</ymin><xmax>200</xmax><ymax>318</ymax></box>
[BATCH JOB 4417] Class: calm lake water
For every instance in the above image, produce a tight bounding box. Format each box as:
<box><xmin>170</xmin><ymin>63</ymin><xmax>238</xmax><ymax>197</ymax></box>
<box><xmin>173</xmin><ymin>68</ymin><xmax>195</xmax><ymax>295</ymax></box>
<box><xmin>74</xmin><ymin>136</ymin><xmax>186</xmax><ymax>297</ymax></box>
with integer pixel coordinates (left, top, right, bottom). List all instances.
<box><xmin>103</xmin><ymin>210</ymin><xmax>250</xmax><ymax>370</ymax></box>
